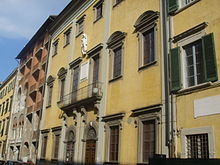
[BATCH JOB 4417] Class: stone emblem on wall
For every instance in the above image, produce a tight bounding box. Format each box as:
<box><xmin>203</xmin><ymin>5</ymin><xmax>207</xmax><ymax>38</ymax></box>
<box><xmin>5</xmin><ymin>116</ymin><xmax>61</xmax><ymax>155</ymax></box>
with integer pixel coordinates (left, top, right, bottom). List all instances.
<box><xmin>81</xmin><ymin>33</ymin><xmax>87</xmax><ymax>56</ymax></box>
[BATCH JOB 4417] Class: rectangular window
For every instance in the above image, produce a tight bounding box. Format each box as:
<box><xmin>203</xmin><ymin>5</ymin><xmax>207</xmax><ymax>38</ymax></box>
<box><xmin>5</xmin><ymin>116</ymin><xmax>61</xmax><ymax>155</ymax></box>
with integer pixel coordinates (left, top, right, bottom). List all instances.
<box><xmin>47</xmin><ymin>85</ymin><xmax>53</xmax><ymax>107</ymax></box>
<box><xmin>5</xmin><ymin>99</ymin><xmax>9</xmax><ymax>114</ymax></box>
<box><xmin>41</xmin><ymin>135</ymin><xmax>48</xmax><ymax>158</ymax></box>
<box><xmin>9</xmin><ymin>96</ymin><xmax>13</xmax><ymax>112</ymax></box>
<box><xmin>1</xmin><ymin>120</ymin><xmax>5</xmax><ymax>136</ymax></box>
<box><xmin>1</xmin><ymin>103</ymin><xmax>5</xmax><ymax>116</ymax></box>
<box><xmin>93</xmin><ymin>55</ymin><xmax>100</xmax><ymax>83</ymax></box>
<box><xmin>94</xmin><ymin>1</ymin><xmax>103</xmax><ymax>21</ymax></box>
<box><xmin>76</xmin><ymin>17</ymin><xmax>84</xmax><ymax>36</ymax></box>
<box><xmin>64</xmin><ymin>29</ymin><xmax>71</xmax><ymax>46</ymax></box>
<box><xmin>142</xmin><ymin>120</ymin><xmax>155</xmax><ymax>163</ymax></box>
<box><xmin>186</xmin><ymin>133</ymin><xmax>209</xmax><ymax>158</ymax></box>
<box><xmin>183</xmin><ymin>40</ymin><xmax>205</xmax><ymax>87</ymax></box>
<box><xmin>143</xmin><ymin>28</ymin><xmax>155</xmax><ymax>65</ymax></box>
<box><xmin>59</xmin><ymin>79</ymin><xmax>65</xmax><ymax>101</ymax></box>
<box><xmin>113</xmin><ymin>46</ymin><xmax>122</xmax><ymax>79</ymax></box>
<box><xmin>53</xmin><ymin>134</ymin><xmax>60</xmax><ymax>159</ymax></box>
<box><xmin>5</xmin><ymin>118</ymin><xmax>9</xmax><ymax>135</ymax></box>
<box><xmin>53</xmin><ymin>41</ymin><xmax>58</xmax><ymax>56</ymax></box>
<box><xmin>109</xmin><ymin>126</ymin><xmax>119</xmax><ymax>162</ymax></box>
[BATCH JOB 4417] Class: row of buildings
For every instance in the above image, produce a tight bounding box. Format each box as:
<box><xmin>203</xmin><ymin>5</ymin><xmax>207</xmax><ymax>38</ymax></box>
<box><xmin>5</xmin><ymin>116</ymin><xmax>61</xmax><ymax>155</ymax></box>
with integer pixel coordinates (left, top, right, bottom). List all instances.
<box><xmin>0</xmin><ymin>0</ymin><xmax>220</xmax><ymax>164</ymax></box>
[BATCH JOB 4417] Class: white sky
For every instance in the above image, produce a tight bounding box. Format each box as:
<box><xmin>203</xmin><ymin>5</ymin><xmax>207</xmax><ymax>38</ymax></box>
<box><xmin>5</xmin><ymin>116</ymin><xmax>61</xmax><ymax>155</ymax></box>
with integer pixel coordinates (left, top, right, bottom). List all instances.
<box><xmin>0</xmin><ymin>0</ymin><xmax>71</xmax><ymax>39</ymax></box>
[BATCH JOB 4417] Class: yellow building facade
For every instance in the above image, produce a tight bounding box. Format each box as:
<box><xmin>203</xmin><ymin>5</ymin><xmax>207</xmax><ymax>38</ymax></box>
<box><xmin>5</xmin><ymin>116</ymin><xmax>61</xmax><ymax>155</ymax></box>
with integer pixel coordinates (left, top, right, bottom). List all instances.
<box><xmin>38</xmin><ymin>0</ymin><xmax>170</xmax><ymax>164</ymax></box>
<box><xmin>0</xmin><ymin>69</ymin><xmax>17</xmax><ymax>160</ymax></box>
<box><xmin>168</xmin><ymin>0</ymin><xmax>220</xmax><ymax>159</ymax></box>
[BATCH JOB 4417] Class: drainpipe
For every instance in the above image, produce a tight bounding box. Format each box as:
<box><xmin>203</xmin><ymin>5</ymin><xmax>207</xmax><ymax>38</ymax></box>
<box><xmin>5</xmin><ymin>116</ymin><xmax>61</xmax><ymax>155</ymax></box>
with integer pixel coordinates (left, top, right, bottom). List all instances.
<box><xmin>161</xmin><ymin>0</ymin><xmax>171</xmax><ymax>155</ymax></box>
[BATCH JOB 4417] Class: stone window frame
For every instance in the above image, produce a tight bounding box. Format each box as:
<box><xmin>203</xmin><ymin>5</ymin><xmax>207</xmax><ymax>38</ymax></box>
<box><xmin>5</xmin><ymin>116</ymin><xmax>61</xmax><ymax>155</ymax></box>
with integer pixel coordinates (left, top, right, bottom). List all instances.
<box><xmin>93</xmin><ymin>0</ymin><xmax>104</xmax><ymax>23</ymax></box>
<box><xmin>102</xmin><ymin>113</ymin><xmax>125</xmax><ymax>164</ymax></box>
<box><xmin>87</xmin><ymin>43</ymin><xmax>103</xmax><ymax>84</ymax></box>
<box><xmin>52</xmin><ymin>39</ymin><xmax>59</xmax><ymax>57</ymax></box>
<box><xmin>51</xmin><ymin>126</ymin><xmax>62</xmax><ymax>161</ymax></box>
<box><xmin>107</xmin><ymin>31</ymin><xmax>126</xmax><ymax>82</ymax></box>
<box><xmin>134</xmin><ymin>11</ymin><xmax>159</xmax><ymax>71</ymax></box>
<box><xmin>57</xmin><ymin>67</ymin><xmax>67</xmax><ymax>102</ymax></box>
<box><xmin>180</xmin><ymin>126</ymin><xmax>215</xmax><ymax>158</ymax></box>
<box><xmin>113</xmin><ymin>0</ymin><xmax>124</xmax><ymax>8</ymax></box>
<box><xmin>46</xmin><ymin>75</ymin><xmax>55</xmax><ymax>108</ymax></box>
<box><xmin>40</xmin><ymin>129</ymin><xmax>49</xmax><ymax>160</ymax></box>
<box><xmin>64</xmin><ymin>28</ymin><xmax>72</xmax><ymax>47</ymax></box>
<box><xmin>131</xmin><ymin>104</ymin><xmax>161</xmax><ymax>164</ymax></box>
<box><xmin>76</xmin><ymin>15</ymin><xmax>85</xmax><ymax>37</ymax></box>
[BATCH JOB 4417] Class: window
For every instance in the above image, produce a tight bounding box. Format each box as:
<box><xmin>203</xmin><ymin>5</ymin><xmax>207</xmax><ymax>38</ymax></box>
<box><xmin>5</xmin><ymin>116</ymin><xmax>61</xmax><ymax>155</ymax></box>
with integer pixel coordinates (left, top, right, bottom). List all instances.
<box><xmin>1</xmin><ymin>120</ymin><xmax>5</xmax><ymax>136</ymax></box>
<box><xmin>57</xmin><ymin>67</ymin><xmax>67</xmax><ymax>102</ymax></box>
<box><xmin>142</xmin><ymin>120</ymin><xmax>155</xmax><ymax>162</ymax></box>
<box><xmin>47</xmin><ymin>85</ymin><xmax>53</xmax><ymax>107</ymax></box>
<box><xmin>102</xmin><ymin>113</ymin><xmax>124</xmax><ymax>163</ymax></box>
<box><xmin>134</xmin><ymin>11</ymin><xmax>159</xmax><ymax>69</ymax></box>
<box><xmin>59</xmin><ymin>79</ymin><xmax>65</xmax><ymax>101</ymax></box>
<box><xmin>5</xmin><ymin>118</ymin><xmax>9</xmax><ymax>135</ymax></box>
<box><xmin>131</xmin><ymin>104</ymin><xmax>160</xmax><ymax>164</ymax></box>
<box><xmin>64</xmin><ymin>28</ymin><xmax>71</xmax><ymax>46</ymax></box>
<box><xmin>107</xmin><ymin>31</ymin><xmax>126</xmax><ymax>81</ymax></box>
<box><xmin>181</xmin><ymin>126</ymin><xmax>214</xmax><ymax>158</ymax></box>
<box><xmin>9</xmin><ymin>96</ymin><xmax>13</xmax><ymax>112</ymax></box>
<box><xmin>41</xmin><ymin>134</ymin><xmax>48</xmax><ymax>159</ymax></box>
<box><xmin>94</xmin><ymin>0</ymin><xmax>103</xmax><ymax>22</ymax></box>
<box><xmin>170</xmin><ymin>30</ymin><xmax>217</xmax><ymax>91</ymax></box>
<box><xmin>52</xmin><ymin>127</ymin><xmax>61</xmax><ymax>160</ymax></box>
<box><xmin>5</xmin><ymin>99</ymin><xmax>9</xmax><ymax>114</ymax></box>
<box><xmin>186</xmin><ymin>134</ymin><xmax>209</xmax><ymax>158</ymax></box>
<box><xmin>183</xmin><ymin>40</ymin><xmax>205</xmax><ymax>87</ymax></box>
<box><xmin>109</xmin><ymin>126</ymin><xmax>119</xmax><ymax>162</ymax></box>
<box><xmin>167</xmin><ymin>0</ymin><xmax>198</xmax><ymax>14</ymax></box>
<box><xmin>76</xmin><ymin>16</ymin><xmax>85</xmax><ymax>36</ymax></box>
<box><xmin>53</xmin><ymin>134</ymin><xmax>60</xmax><ymax>159</ymax></box>
<box><xmin>1</xmin><ymin>102</ymin><xmax>5</xmax><ymax>116</ymax></box>
<box><xmin>46</xmin><ymin>76</ymin><xmax>55</xmax><ymax>107</ymax></box>
<box><xmin>113</xmin><ymin>46</ymin><xmax>122</xmax><ymax>78</ymax></box>
<box><xmin>52</xmin><ymin>40</ymin><xmax>58</xmax><ymax>56</ymax></box>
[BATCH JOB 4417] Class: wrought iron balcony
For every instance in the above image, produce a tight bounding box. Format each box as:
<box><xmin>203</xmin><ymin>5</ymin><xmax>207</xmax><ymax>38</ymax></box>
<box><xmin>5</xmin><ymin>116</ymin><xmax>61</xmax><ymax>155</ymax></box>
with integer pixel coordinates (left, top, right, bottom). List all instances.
<box><xmin>58</xmin><ymin>82</ymin><xmax>102</xmax><ymax>110</ymax></box>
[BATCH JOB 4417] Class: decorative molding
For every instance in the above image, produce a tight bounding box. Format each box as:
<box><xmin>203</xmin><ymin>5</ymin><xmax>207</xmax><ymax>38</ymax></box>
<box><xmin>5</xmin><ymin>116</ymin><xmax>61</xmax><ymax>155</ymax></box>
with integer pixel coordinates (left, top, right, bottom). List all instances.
<box><xmin>107</xmin><ymin>31</ymin><xmax>127</xmax><ymax>48</ymax></box>
<box><xmin>102</xmin><ymin>113</ymin><xmax>125</xmax><ymax>122</ymax></box>
<box><xmin>131</xmin><ymin>104</ymin><xmax>162</xmax><ymax>117</ymax></box>
<box><xmin>173</xmin><ymin>22</ymin><xmax>208</xmax><ymax>43</ymax></box>
<box><xmin>51</xmin><ymin>126</ymin><xmax>62</xmax><ymax>132</ymax></box>
<box><xmin>134</xmin><ymin>10</ymin><xmax>159</xmax><ymax>33</ymax></box>
<box><xmin>87</xmin><ymin>43</ymin><xmax>103</xmax><ymax>57</ymax></box>
<box><xmin>41</xmin><ymin>129</ymin><xmax>50</xmax><ymax>133</ymax></box>
<box><xmin>69</xmin><ymin>57</ymin><xmax>82</xmax><ymax>69</ymax></box>
<box><xmin>57</xmin><ymin>67</ymin><xmax>67</xmax><ymax>79</ymax></box>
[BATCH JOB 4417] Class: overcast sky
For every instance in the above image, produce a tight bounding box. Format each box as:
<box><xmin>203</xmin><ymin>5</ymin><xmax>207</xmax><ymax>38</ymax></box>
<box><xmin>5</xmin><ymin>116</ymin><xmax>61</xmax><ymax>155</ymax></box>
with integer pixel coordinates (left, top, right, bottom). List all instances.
<box><xmin>0</xmin><ymin>0</ymin><xmax>71</xmax><ymax>82</ymax></box>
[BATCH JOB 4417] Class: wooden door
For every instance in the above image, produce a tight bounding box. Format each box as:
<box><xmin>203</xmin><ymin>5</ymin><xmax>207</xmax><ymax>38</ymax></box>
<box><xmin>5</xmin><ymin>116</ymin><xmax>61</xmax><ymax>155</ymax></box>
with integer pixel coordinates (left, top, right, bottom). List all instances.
<box><xmin>85</xmin><ymin>140</ymin><xmax>96</xmax><ymax>165</ymax></box>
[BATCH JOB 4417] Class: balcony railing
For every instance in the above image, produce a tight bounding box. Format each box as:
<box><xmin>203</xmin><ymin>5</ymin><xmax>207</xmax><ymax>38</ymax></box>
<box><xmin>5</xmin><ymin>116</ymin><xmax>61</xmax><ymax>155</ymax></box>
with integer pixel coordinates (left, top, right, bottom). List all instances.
<box><xmin>58</xmin><ymin>82</ymin><xmax>102</xmax><ymax>110</ymax></box>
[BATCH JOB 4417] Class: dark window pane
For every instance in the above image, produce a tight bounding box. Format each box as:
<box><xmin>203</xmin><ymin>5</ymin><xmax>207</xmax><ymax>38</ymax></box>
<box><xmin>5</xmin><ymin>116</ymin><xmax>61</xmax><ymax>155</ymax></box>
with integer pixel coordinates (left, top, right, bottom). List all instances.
<box><xmin>113</xmin><ymin>47</ymin><xmax>122</xmax><ymax>78</ymax></box>
<box><xmin>109</xmin><ymin>126</ymin><xmax>119</xmax><ymax>162</ymax></box>
<box><xmin>143</xmin><ymin>28</ymin><xmax>155</xmax><ymax>65</ymax></box>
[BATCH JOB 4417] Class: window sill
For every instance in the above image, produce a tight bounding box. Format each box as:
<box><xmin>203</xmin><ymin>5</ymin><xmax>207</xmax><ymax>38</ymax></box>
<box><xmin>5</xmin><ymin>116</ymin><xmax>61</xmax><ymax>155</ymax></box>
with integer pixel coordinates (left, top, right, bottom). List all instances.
<box><xmin>172</xmin><ymin>0</ymin><xmax>200</xmax><ymax>16</ymax></box>
<box><xmin>109</xmin><ymin>75</ymin><xmax>122</xmax><ymax>83</ymax></box>
<box><xmin>138</xmin><ymin>61</ymin><xmax>157</xmax><ymax>71</ymax></box>
<box><xmin>177</xmin><ymin>82</ymin><xmax>212</xmax><ymax>95</ymax></box>
<box><xmin>76</xmin><ymin>31</ymin><xmax>83</xmax><ymax>38</ymax></box>
<box><xmin>93</xmin><ymin>15</ymin><xmax>103</xmax><ymax>24</ymax></box>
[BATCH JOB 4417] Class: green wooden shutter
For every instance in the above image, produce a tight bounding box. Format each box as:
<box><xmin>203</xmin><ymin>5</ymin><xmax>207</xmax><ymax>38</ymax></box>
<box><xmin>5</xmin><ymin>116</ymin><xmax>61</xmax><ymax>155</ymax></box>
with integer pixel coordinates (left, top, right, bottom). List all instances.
<box><xmin>202</xmin><ymin>33</ymin><xmax>218</xmax><ymax>82</ymax></box>
<box><xmin>170</xmin><ymin>47</ymin><xmax>182</xmax><ymax>92</ymax></box>
<box><xmin>168</xmin><ymin>0</ymin><xmax>178</xmax><ymax>14</ymax></box>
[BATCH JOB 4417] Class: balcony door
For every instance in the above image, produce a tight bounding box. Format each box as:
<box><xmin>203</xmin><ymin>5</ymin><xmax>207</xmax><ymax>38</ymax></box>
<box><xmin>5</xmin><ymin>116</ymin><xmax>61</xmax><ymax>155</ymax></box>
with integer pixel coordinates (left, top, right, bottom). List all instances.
<box><xmin>91</xmin><ymin>55</ymin><xmax>100</xmax><ymax>97</ymax></box>
<box><xmin>72</xmin><ymin>66</ymin><xmax>80</xmax><ymax>102</ymax></box>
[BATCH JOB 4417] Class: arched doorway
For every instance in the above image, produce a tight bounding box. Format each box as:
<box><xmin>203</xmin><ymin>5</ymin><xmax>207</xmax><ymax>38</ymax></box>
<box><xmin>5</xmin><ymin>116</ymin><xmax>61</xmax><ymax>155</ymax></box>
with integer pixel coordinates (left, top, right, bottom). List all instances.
<box><xmin>85</xmin><ymin>127</ymin><xmax>97</xmax><ymax>165</ymax></box>
<box><xmin>65</xmin><ymin>131</ymin><xmax>75</xmax><ymax>165</ymax></box>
